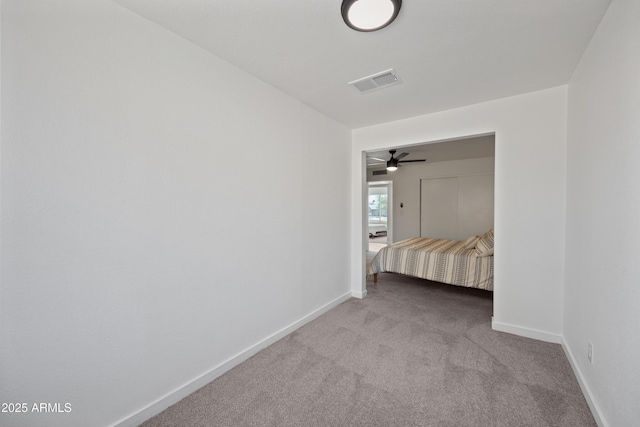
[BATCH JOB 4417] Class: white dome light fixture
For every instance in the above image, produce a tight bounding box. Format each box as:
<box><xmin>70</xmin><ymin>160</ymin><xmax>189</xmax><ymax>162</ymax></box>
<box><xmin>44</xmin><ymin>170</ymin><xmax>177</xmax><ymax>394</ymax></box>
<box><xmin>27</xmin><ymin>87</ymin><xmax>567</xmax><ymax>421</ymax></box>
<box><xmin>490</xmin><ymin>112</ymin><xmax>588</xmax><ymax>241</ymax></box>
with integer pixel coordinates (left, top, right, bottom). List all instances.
<box><xmin>341</xmin><ymin>0</ymin><xmax>402</xmax><ymax>32</ymax></box>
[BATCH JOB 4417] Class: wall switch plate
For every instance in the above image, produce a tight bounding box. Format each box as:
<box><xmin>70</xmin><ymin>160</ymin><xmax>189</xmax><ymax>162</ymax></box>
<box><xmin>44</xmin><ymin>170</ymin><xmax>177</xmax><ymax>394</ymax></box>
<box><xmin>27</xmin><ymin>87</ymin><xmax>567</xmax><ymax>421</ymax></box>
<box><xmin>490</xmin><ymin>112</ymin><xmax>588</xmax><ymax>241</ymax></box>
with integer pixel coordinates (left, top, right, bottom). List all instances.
<box><xmin>588</xmin><ymin>341</ymin><xmax>593</xmax><ymax>363</ymax></box>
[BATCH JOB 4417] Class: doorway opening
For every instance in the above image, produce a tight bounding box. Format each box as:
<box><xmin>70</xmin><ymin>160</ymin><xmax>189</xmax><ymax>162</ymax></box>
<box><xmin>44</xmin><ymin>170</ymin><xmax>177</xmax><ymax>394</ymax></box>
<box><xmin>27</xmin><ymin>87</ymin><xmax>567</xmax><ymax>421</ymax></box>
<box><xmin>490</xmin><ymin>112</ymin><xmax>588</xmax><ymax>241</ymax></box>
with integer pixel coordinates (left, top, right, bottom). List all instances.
<box><xmin>361</xmin><ymin>134</ymin><xmax>495</xmax><ymax>297</ymax></box>
<box><xmin>368</xmin><ymin>181</ymin><xmax>392</xmax><ymax>252</ymax></box>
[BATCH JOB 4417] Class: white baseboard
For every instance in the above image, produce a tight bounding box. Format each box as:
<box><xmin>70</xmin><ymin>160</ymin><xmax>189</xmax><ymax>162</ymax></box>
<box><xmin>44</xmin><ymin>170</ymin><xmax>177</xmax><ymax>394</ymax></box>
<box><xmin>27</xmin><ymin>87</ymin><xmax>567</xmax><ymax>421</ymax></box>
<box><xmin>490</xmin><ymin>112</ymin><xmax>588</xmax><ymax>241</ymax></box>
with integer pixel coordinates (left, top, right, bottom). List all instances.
<box><xmin>111</xmin><ymin>291</ymin><xmax>352</xmax><ymax>427</ymax></box>
<box><xmin>491</xmin><ymin>319</ymin><xmax>605</xmax><ymax>426</ymax></box>
<box><xmin>352</xmin><ymin>289</ymin><xmax>367</xmax><ymax>299</ymax></box>
<box><xmin>561</xmin><ymin>339</ymin><xmax>607</xmax><ymax>427</ymax></box>
<box><xmin>491</xmin><ymin>318</ymin><xmax>562</xmax><ymax>343</ymax></box>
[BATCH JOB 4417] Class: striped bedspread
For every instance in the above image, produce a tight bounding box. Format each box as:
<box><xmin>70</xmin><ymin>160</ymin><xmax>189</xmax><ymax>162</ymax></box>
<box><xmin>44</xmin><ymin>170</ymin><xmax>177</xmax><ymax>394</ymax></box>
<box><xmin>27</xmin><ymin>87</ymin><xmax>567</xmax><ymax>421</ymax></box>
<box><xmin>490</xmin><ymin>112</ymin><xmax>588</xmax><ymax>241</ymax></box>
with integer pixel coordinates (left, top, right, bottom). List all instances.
<box><xmin>371</xmin><ymin>237</ymin><xmax>494</xmax><ymax>291</ymax></box>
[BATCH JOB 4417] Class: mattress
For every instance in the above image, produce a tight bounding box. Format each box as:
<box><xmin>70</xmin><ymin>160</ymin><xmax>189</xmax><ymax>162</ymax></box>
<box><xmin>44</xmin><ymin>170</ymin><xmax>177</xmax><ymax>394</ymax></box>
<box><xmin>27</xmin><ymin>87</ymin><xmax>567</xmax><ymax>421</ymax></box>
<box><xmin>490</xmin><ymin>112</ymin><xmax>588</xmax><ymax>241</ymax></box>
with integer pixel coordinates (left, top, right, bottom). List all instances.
<box><xmin>370</xmin><ymin>237</ymin><xmax>494</xmax><ymax>291</ymax></box>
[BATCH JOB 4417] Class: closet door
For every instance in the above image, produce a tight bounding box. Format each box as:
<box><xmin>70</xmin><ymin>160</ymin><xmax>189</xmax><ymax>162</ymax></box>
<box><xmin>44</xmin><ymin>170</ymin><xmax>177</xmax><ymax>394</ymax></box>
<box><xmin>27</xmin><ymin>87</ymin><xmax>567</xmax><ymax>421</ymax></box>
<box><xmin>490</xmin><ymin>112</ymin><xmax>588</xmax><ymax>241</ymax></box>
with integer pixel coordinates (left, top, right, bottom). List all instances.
<box><xmin>420</xmin><ymin>177</ymin><xmax>458</xmax><ymax>240</ymax></box>
<box><xmin>458</xmin><ymin>174</ymin><xmax>494</xmax><ymax>239</ymax></box>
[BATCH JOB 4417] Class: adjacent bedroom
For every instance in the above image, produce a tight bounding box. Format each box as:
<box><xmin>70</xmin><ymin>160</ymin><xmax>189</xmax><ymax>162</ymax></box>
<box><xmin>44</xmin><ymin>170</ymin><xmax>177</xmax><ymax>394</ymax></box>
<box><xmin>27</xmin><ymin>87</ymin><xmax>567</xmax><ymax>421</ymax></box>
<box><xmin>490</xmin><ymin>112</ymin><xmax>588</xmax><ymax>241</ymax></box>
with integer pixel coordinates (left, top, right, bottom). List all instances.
<box><xmin>365</xmin><ymin>134</ymin><xmax>495</xmax><ymax>295</ymax></box>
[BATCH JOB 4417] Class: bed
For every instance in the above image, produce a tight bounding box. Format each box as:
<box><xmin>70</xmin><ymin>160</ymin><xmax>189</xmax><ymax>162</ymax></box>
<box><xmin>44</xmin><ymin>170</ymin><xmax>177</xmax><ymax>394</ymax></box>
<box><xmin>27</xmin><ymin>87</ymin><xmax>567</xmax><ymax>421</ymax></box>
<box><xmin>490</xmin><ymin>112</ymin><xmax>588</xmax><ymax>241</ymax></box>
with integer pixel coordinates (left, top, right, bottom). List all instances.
<box><xmin>369</xmin><ymin>229</ymin><xmax>494</xmax><ymax>291</ymax></box>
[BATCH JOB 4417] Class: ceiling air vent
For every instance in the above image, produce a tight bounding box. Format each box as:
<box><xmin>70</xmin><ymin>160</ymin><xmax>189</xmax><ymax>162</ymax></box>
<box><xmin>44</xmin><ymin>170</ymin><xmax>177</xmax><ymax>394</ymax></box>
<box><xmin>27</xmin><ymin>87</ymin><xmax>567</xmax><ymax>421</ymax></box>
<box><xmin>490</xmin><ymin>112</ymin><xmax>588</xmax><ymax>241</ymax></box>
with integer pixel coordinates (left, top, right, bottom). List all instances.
<box><xmin>372</xmin><ymin>170</ymin><xmax>388</xmax><ymax>176</ymax></box>
<box><xmin>349</xmin><ymin>69</ymin><xmax>401</xmax><ymax>94</ymax></box>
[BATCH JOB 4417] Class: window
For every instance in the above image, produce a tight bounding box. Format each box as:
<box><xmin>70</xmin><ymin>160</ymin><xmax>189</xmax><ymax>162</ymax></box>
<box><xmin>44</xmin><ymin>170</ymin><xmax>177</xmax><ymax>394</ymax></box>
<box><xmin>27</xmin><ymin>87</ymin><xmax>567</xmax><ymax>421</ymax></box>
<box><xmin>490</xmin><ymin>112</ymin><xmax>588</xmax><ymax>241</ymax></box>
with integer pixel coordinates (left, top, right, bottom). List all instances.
<box><xmin>368</xmin><ymin>193</ymin><xmax>387</xmax><ymax>222</ymax></box>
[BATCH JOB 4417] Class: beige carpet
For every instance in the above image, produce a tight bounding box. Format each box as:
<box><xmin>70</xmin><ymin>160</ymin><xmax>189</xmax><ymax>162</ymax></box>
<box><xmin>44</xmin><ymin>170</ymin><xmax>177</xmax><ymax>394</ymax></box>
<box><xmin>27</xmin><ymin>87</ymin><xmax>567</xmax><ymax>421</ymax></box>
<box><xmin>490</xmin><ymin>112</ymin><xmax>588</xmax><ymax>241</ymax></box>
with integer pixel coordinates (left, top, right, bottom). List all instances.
<box><xmin>142</xmin><ymin>274</ymin><xmax>595</xmax><ymax>426</ymax></box>
<box><xmin>369</xmin><ymin>242</ymin><xmax>387</xmax><ymax>252</ymax></box>
<box><xmin>369</xmin><ymin>234</ymin><xmax>387</xmax><ymax>252</ymax></box>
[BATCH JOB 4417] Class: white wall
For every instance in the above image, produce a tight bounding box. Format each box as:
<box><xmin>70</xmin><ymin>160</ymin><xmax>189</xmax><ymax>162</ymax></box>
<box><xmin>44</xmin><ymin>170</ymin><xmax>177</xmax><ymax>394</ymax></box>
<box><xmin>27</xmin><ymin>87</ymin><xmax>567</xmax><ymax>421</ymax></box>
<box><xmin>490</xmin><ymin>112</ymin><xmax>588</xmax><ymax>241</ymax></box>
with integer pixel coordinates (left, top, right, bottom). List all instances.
<box><xmin>0</xmin><ymin>1</ymin><xmax>350</xmax><ymax>426</ymax></box>
<box><xmin>564</xmin><ymin>0</ymin><xmax>640</xmax><ymax>425</ymax></box>
<box><xmin>368</xmin><ymin>157</ymin><xmax>495</xmax><ymax>242</ymax></box>
<box><xmin>352</xmin><ymin>86</ymin><xmax>567</xmax><ymax>342</ymax></box>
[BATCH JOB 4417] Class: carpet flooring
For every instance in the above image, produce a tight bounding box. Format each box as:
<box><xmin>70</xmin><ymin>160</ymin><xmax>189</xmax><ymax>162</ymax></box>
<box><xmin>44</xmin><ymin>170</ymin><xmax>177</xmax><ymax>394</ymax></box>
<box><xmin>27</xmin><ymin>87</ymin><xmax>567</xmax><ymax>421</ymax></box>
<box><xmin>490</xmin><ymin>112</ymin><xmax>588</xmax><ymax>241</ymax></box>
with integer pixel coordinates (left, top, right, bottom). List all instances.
<box><xmin>142</xmin><ymin>273</ymin><xmax>595</xmax><ymax>426</ymax></box>
<box><xmin>369</xmin><ymin>234</ymin><xmax>387</xmax><ymax>252</ymax></box>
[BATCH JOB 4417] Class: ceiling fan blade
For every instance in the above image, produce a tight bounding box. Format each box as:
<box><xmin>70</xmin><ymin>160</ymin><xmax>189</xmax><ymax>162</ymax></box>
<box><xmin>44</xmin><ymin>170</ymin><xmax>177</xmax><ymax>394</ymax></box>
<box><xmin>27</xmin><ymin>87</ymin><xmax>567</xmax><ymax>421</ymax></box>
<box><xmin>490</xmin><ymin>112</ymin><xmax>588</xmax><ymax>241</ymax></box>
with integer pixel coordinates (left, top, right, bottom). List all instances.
<box><xmin>369</xmin><ymin>157</ymin><xmax>387</xmax><ymax>162</ymax></box>
<box><xmin>395</xmin><ymin>152</ymin><xmax>409</xmax><ymax>160</ymax></box>
<box><xmin>398</xmin><ymin>159</ymin><xmax>426</xmax><ymax>163</ymax></box>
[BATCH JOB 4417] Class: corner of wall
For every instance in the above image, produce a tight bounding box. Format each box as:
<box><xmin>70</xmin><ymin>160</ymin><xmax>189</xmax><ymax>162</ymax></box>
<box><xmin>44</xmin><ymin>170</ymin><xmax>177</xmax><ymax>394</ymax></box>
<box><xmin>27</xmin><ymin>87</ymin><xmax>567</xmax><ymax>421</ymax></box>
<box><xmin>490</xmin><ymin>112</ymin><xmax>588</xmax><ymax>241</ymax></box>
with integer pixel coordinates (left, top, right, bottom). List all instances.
<box><xmin>561</xmin><ymin>338</ymin><xmax>607</xmax><ymax>427</ymax></box>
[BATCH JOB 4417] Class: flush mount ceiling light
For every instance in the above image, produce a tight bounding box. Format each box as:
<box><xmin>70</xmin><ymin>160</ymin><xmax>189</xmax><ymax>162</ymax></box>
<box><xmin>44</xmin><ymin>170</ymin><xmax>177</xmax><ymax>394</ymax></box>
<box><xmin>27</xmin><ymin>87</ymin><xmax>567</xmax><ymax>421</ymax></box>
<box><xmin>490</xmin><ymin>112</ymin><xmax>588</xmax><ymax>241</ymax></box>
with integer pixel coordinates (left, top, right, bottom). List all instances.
<box><xmin>341</xmin><ymin>0</ymin><xmax>402</xmax><ymax>32</ymax></box>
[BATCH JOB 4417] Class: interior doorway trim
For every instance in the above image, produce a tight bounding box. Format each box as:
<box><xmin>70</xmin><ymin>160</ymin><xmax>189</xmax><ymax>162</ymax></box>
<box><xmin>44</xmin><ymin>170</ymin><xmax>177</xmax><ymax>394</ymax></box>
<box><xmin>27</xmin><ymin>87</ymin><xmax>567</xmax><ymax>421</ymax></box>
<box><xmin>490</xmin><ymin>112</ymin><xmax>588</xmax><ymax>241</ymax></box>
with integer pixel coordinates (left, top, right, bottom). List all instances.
<box><xmin>353</xmin><ymin>133</ymin><xmax>496</xmax><ymax>300</ymax></box>
<box><xmin>367</xmin><ymin>181</ymin><xmax>393</xmax><ymax>244</ymax></box>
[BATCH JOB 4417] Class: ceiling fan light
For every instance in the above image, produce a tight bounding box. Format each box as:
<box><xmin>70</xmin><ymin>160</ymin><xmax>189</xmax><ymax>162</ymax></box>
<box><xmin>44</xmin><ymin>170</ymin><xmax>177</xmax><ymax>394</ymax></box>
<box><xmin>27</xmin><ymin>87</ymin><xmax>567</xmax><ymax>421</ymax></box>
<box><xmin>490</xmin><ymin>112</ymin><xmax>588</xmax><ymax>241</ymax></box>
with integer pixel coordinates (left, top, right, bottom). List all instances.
<box><xmin>387</xmin><ymin>155</ymin><xmax>399</xmax><ymax>171</ymax></box>
<box><xmin>342</xmin><ymin>0</ymin><xmax>402</xmax><ymax>32</ymax></box>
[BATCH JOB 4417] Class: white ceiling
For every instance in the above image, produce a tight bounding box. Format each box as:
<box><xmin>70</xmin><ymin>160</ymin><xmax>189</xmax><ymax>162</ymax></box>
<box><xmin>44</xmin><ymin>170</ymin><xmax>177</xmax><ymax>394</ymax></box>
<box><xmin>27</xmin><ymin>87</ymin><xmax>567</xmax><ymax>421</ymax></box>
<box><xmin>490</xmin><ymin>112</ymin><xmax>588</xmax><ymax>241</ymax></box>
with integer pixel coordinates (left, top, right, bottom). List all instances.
<box><xmin>113</xmin><ymin>0</ymin><xmax>611</xmax><ymax>129</ymax></box>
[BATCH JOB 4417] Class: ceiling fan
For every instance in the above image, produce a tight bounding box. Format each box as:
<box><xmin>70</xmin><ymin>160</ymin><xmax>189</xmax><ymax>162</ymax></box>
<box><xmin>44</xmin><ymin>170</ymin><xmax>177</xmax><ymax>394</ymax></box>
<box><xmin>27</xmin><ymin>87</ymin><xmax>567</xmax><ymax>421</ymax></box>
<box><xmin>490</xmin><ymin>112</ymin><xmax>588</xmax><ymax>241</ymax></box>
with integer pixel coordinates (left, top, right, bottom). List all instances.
<box><xmin>370</xmin><ymin>149</ymin><xmax>426</xmax><ymax>172</ymax></box>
